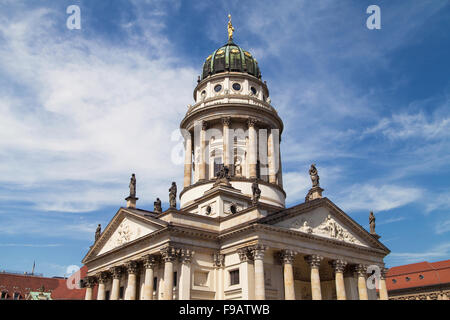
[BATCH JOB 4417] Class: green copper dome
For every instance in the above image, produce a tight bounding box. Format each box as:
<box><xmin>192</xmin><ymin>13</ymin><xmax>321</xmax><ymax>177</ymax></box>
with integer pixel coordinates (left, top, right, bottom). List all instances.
<box><xmin>201</xmin><ymin>41</ymin><xmax>261</xmax><ymax>80</ymax></box>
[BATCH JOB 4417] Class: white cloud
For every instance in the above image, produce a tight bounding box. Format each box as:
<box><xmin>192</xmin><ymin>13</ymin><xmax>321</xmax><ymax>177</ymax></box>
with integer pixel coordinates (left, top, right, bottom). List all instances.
<box><xmin>0</xmin><ymin>5</ymin><xmax>196</xmax><ymax>212</ymax></box>
<box><xmin>336</xmin><ymin>184</ymin><xmax>423</xmax><ymax>212</ymax></box>
<box><xmin>435</xmin><ymin>219</ymin><xmax>450</xmax><ymax>235</ymax></box>
<box><xmin>363</xmin><ymin>111</ymin><xmax>450</xmax><ymax>141</ymax></box>
<box><xmin>377</xmin><ymin>216</ymin><xmax>406</xmax><ymax>226</ymax></box>
<box><xmin>388</xmin><ymin>242</ymin><xmax>450</xmax><ymax>265</ymax></box>
<box><xmin>426</xmin><ymin>191</ymin><xmax>450</xmax><ymax>214</ymax></box>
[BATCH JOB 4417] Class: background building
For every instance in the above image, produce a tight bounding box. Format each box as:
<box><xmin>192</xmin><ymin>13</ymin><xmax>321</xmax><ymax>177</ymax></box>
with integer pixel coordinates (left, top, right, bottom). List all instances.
<box><xmin>386</xmin><ymin>259</ymin><xmax>450</xmax><ymax>300</ymax></box>
<box><xmin>0</xmin><ymin>266</ymin><xmax>92</xmax><ymax>300</ymax></box>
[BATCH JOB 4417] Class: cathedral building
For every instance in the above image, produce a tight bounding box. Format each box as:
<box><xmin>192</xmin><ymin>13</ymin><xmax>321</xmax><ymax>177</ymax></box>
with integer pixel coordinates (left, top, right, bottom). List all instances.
<box><xmin>81</xmin><ymin>17</ymin><xmax>390</xmax><ymax>300</ymax></box>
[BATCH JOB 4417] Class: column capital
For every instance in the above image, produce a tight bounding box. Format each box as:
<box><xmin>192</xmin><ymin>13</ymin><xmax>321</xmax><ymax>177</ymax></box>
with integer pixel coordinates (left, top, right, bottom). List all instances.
<box><xmin>355</xmin><ymin>264</ymin><xmax>367</xmax><ymax>276</ymax></box>
<box><xmin>109</xmin><ymin>266</ymin><xmax>123</xmax><ymax>279</ymax></box>
<box><xmin>330</xmin><ymin>259</ymin><xmax>347</xmax><ymax>273</ymax></box>
<box><xmin>305</xmin><ymin>255</ymin><xmax>323</xmax><ymax>269</ymax></box>
<box><xmin>213</xmin><ymin>252</ymin><xmax>225</xmax><ymax>268</ymax></box>
<box><xmin>142</xmin><ymin>255</ymin><xmax>157</xmax><ymax>269</ymax></box>
<box><xmin>97</xmin><ymin>271</ymin><xmax>109</xmax><ymax>284</ymax></box>
<box><xmin>222</xmin><ymin>117</ymin><xmax>231</xmax><ymax>126</ymax></box>
<box><xmin>84</xmin><ymin>276</ymin><xmax>96</xmax><ymax>288</ymax></box>
<box><xmin>280</xmin><ymin>250</ymin><xmax>297</xmax><ymax>265</ymax></box>
<box><xmin>125</xmin><ymin>260</ymin><xmax>138</xmax><ymax>274</ymax></box>
<box><xmin>179</xmin><ymin>248</ymin><xmax>194</xmax><ymax>264</ymax></box>
<box><xmin>160</xmin><ymin>246</ymin><xmax>178</xmax><ymax>262</ymax></box>
<box><xmin>247</xmin><ymin>117</ymin><xmax>257</xmax><ymax>128</ymax></box>
<box><xmin>237</xmin><ymin>247</ymin><xmax>253</xmax><ymax>262</ymax></box>
<box><xmin>251</xmin><ymin>244</ymin><xmax>267</xmax><ymax>261</ymax></box>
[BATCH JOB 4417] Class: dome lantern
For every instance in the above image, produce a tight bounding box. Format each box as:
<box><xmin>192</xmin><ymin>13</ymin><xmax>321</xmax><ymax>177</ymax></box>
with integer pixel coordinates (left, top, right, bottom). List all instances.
<box><xmin>201</xmin><ymin>16</ymin><xmax>261</xmax><ymax>80</ymax></box>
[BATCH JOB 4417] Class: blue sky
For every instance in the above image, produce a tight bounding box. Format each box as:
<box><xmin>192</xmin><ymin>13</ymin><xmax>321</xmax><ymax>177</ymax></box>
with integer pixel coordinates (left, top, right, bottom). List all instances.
<box><xmin>0</xmin><ymin>0</ymin><xmax>449</xmax><ymax>277</ymax></box>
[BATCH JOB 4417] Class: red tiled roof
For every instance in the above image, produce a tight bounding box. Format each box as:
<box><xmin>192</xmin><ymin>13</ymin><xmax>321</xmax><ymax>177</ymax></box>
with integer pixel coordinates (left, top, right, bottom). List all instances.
<box><xmin>386</xmin><ymin>259</ymin><xmax>450</xmax><ymax>291</ymax></box>
<box><xmin>0</xmin><ymin>265</ymin><xmax>95</xmax><ymax>300</ymax></box>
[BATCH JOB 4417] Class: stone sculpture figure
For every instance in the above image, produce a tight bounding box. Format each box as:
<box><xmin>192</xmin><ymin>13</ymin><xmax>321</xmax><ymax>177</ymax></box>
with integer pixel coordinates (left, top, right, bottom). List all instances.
<box><xmin>95</xmin><ymin>224</ymin><xmax>101</xmax><ymax>242</ymax></box>
<box><xmin>235</xmin><ymin>157</ymin><xmax>242</xmax><ymax>176</ymax></box>
<box><xmin>129</xmin><ymin>173</ymin><xmax>136</xmax><ymax>198</ymax></box>
<box><xmin>309</xmin><ymin>164</ymin><xmax>319</xmax><ymax>187</ymax></box>
<box><xmin>154</xmin><ymin>198</ymin><xmax>162</xmax><ymax>213</ymax></box>
<box><xmin>216</xmin><ymin>166</ymin><xmax>230</xmax><ymax>180</ymax></box>
<box><xmin>369</xmin><ymin>211</ymin><xmax>376</xmax><ymax>234</ymax></box>
<box><xmin>251</xmin><ymin>180</ymin><xmax>261</xmax><ymax>204</ymax></box>
<box><xmin>169</xmin><ymin>182</ymin><xmax>177</xmax><ymax>208</ymax></box>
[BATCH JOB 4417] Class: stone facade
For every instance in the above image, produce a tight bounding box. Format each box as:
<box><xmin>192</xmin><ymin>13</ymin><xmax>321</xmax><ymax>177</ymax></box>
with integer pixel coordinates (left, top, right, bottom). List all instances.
<box><xmin>81</xmin><ymin>30</ymin><xmax>390</xmax><ymax>301</ymax></box>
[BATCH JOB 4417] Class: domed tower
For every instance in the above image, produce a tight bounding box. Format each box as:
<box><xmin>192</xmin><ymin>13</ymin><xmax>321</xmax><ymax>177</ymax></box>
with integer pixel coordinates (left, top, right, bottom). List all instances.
<box><xmin>179</xmin><ymin>16</ymin><xmax>285</xmax><ymax>216</ymax></box>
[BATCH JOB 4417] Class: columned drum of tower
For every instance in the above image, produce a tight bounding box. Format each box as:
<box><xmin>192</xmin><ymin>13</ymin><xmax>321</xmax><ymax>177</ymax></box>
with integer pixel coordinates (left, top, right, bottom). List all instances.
<box><xmin>179</xmin><ymin>40</ymin><xmax>285</xmax><ymax>213</ymax></box>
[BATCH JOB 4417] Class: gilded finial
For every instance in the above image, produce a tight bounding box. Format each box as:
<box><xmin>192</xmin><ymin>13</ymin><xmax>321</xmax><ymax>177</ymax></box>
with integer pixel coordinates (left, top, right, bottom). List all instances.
<box><xmin>227</xmin><ymin>14</ymin><xmax>234</xmax><ymax>42</ymax></box>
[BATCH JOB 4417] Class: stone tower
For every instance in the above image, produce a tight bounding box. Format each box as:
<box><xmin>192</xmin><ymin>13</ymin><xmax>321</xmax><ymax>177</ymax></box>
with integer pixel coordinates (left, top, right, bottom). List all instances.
<box><xmin>179</xmin><ymin>23</ymin><xmax>285</xmax><ymax>216</ymax></box>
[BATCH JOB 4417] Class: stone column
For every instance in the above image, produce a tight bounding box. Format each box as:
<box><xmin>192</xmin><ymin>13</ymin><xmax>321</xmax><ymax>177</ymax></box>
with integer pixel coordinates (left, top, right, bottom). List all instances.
<box><xmin>125</xmin><ymin>261</ymin><xmax>138</xmax><ymax>300</ymax></box>
<box><xmin>252</xmin><ymin>245</ymin><xmax>267</xmax><ymax>300</ymax></box>
<box><xmin>84</xmin><ymin>277</ymin><xmax>95</xmax><ymax>300</ymax></box>
<box><xmin>142</xmin><ymin>255</ymin><xmax>156</xmax><ymax>300</ymax></box>
<box><xmin>237</xmin><ymin>247</ymin><xmax>255</xmax><ymax>300</ymax></box>
<box><xmin>222</xmin><ymin>117</ymin><xmax>231</xmax><ymax>169</ymax></box>
<box><xmin>161</xmin><ymin>246</ymin><xmax>177</xmax><ymax>300</ymax></box>
<box><xmin>213</xmin><ymin>253</ymin><xmax>225</xmax><ymax>300</ymax></box>
<box><xmin>199</xmin><ymin>121</ymin><xmax>207</xmax><ymax>181</ymax></box>
<box><xmin>330</xmin><ymin>260</ymin><xmax>347</xmax><ymax>300</ymax></box>
<box><xmin>356</xmin><ymin>264</ymin><xmax>368</xmax><ymax>300</ymax></box>
<box><xmin>183</xmin><ymin>131</ymin><xmax>192</xmax><ymax>187</ymax></box>
<box><xmin>247</xmin><ymin>118</ymin><xmax>258</xmax><ymax>178</ymax></box>
<box><xmin>379</xmin><ymin>267</ymin><xmax>389</xmax><ymax>300</ymax></box>
<box><xmin>96</xmin><ymin>272</ymin><xmax>109</xmax><ymax>300</ymax></box>
<box><xmin>179</xmin><ymin>249</ymin><xmax>194</xmax><ymax>300</ymax></box>
<box><xmin>306</xmin><ymin>255</ymin><xmax>323</xmax><ymax>300</ymax></box>
<box><xmin>109</xmin><ymin>266</ymin><xmax>122</xmax><ymax>300</ymax></box>
<box><xmin>281</xmin><ymin>250</ymin><xmax>296</xmax><ymax>300</ymax></box>
<box><xmin>277</xmin><ymin>139</ymin><xmax>283</xmax><ymax>188</ymax></box>
<box><xmin>267</xmin><ymin>129</ymin><xmax>277</xmax><ymax>184</ymax></box>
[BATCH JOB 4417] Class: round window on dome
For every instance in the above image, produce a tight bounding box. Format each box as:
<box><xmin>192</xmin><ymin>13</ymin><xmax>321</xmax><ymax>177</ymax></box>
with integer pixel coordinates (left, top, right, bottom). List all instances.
<box><xmin>250</xmin><ymin>86</ymin><xmax>257</xmax><ymax>95</ymax></box>
<box><xmin>214</xmin><ymin>84</ymin><xmax>222</xmax><ymax>92</ymax></box>
<box><xmin>232</xmin><ymin>83</ymin><xmax>241</xmax><ymax>91</ymax></box>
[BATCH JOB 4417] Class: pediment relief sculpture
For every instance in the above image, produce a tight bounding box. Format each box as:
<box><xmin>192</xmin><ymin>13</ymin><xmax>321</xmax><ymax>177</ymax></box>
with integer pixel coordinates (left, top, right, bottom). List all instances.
<box><xmin>287</xmin><ymin>214</ymin><xmax>363</xmax><ymax>246</ymax></box>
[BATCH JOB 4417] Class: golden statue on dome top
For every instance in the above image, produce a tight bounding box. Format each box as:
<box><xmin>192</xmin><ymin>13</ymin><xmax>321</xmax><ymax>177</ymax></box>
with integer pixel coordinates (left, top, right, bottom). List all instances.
<box><xmin>227</xmin><ymin>14</ymin><xmax>234</xmax><ymax>42</ymax></box>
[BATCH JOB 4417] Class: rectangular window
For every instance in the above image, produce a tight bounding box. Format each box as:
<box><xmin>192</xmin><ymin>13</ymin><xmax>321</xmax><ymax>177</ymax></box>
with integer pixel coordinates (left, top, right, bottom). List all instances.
<box><xmin>105</xmin><ymin>290</ymin><xmax>110</xmax><ymax>300</ymax></box>
<box><xmin>229</xmin><ymin>269</ymin><xmax>239</xmax><ymax>286</ymax></box>
<box><xmin>119</xmin><ymin>286</ymin><xmax>124</xmax><ymax>299</ymax></box>
<box><xmin>153</xmin><ymin>277</ymin><xmax>157</xmax><ymax>291</ymax></box>
<box><xmin>174</xmin><ymin>271</ymin><xmax>177</xmax><ymax>287</ymax></box>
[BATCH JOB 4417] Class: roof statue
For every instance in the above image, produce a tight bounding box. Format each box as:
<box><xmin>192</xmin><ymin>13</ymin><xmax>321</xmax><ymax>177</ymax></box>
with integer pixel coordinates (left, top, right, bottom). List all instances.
<box><xmin>309</xmin><ymin>164</ymin><xmax>320</xmax><ymax>188</ymax></box>
<box><xmin>369</xmin><ymin>211</ymin><xmax>381</xmax><ymax>239</ymax></box>
<box><xmin>154</xmin><ymin>197</ymin><xmax>162</xmax><ymax>213</ymax></box>
<box><xmin>251</xmin><ymin>179</ymin><xmax>261</xmax><ymax>205</ymax></box>
<box><xmin>305</xmin><ymin>163</ymin><xmax>324</xmax><ymax>201</ymax></box>
<box><xmin>95</xmin><ymin>224</ymin><xmax>101</xmax><ymax>242</ymax></box>
<box><xmin>129</xmin><ymin>173</ymin><xmax>136</xmax><ymax>198</ymax></box>
<box><xmin>169</xmin><ymin>182</ymin><xmax>177</xmax><ymax>208</ymax></box>
<box><xmin>227</xmin><ymin>14</ymin><xmax>234</xmax><ymax>42</ymax></box>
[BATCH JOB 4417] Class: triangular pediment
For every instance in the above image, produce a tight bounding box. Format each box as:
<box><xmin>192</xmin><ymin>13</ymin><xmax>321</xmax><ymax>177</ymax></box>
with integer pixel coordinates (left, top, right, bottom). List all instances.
<box><xmin>83</xmin><ymin>208</ymin><xmax>167</xmax><ymax>262</ymax></box>
<box><xmin>263</xmin><ymin>198</ymin><xmax>389</xmax><ymax>252</ymax></box>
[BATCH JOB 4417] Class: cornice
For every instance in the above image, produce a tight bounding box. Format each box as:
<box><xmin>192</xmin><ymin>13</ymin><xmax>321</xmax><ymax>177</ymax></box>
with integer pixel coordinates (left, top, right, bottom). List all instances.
<box><xmin>180</xmin><ymin>176</ymin><xmax>286</xmax><ymax>199</ymax></box>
